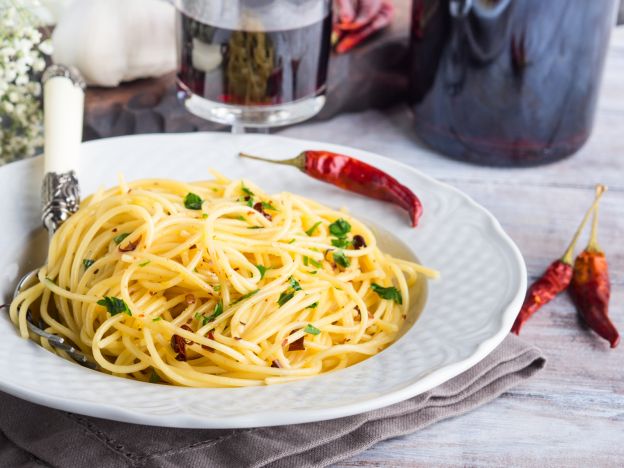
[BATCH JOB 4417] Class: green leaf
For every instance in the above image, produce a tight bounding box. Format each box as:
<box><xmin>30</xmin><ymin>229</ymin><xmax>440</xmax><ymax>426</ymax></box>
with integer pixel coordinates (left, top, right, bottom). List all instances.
<box><xmin>213</xmin><ymin>284</ymin><xmax>221</xmax><ymax>292</ymax></box>
<box><xmin>138</xmin><ymin>260</ymin><xmax>151</xmax><ymax>267</ymax></box>
<box><xmin>201</xmin><ymin>213</ymin><xmax>209</xmax><ymax>219</ymax></box>
<box><xmin>184</xmin><ymin>192</ymin><xmax>203</xmax><ymax>210</ymax></box>
<box><xmin>97</xmin><ymin>296</ymin><xmax>132</xmax><ymax>316</ymax></box>
<box><xmin>235</xmin><ymin>215</ymin><xmax>246</xmax><ymax>221</ymax></box>
<box><xmin>113</xmin><ymin>233</ymin><xmax>130</xmax><ymax>245</ymax></box>
<box><xmin>332</xmin><ymin>250</ymin><xmax>350</xmax><ymax>268</ymax></box>
<box><xmin>202</xmin><ymin>300</ymin><xmax>224</xmax><ymax>325</ymax></box>
<box><xmin>307</xmin><ymin>302</ymin><xmax>318</xmax><ymax>309</ymax></box>
<box><xmin>371</xmin><ymin>283</ymin><xmax>403</xmax><ymax>305</ymax></box>
<box><xmin>309</xmin><ymin>258</ymin><xmax>322</xmax><ymax>268</ymax></box>
<box><xmin>288</xmin><ymin>239</ymin><xmax>296</xmax><ymax>244</ymax></box>
<box><xmin>304</xmin><ymin>324</ymin><xmax>321</xmax><ymax>335</ymax></box>
<box><xmin>305</xmin><ymin>221</ymin><xmax>322</xmax><ymax>236</ymax></box>
<box><xmin>260</xmin><ymin>201</ymin><xmax>278</xmax><ymax>211</ymax></box>
<box><xmin>329</xmin><ymin>218</ymin><xmax>351</xmax><ymax>237</ymax></box>
<box><xmin>256</xmin><ymin>264</ymin><xmax>271</xmax><ymax>280</ymax></box>
<box><xmin>232</xmin><ymin>289</ymin><xmax>259</xmax><ymax>304</ymax></box>
<box><xmin>289</xmin><ymin>276</ymin><xmax>302</xmax><ymax>291</ymax></box>
<box><xmin>331</xmin><ymin>237</ymin><xmax>351</xmax><ymax>249</ymax></box>
<box><xmin>277</xmin><ymin>291</ymin><xmax>295</xmax><ymax>307</ymax></box>
<box><xmin>303</xmin><ymin>256</ymin><xmax>309</xmax><ymax>266</ymax></box>
<box><xmin>152</xmin><ymin>317</ymin><xmax>162</xmax><ymax>321</ymax></box>
<box><xmin>83</xmin><ymin>259</ymin><xmax>95</xmax><ymax>269</ymax></box>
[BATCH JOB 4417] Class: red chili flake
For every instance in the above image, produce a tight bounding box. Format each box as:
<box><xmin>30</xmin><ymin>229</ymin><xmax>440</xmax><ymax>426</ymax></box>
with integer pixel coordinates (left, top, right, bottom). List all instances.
<box><xmin>190</xmin><ymin>244</ymin><xmax>197</xmax><ymax>249</ymax></box>
<box><xmin>352</xmin><ymin>235</ymin><xmax>366</xmax><ymax>250</ymax></box>
<box><xmin>185</xmin><ymin>294</ymin><xmax>196</xmax><ymax>304</ymax></box>
<box><xmin>93</xmin><ymin>269</ymin><xmax>99</xmax><ymax>274</ymax></box>
<box><xmin>171</xmin><ymin>325</ymin><xmax>194</xmax><ymax>361</ymax></box>
<box><xmin>119</xmin><ymin>236</ymin><xmax>141</xmax><ymax>252</ymax></box>
<box><xmin>201</xmin><ymin>331</ymin><xmax>215</xmax><ymax>352</ymax></box>
<box><xmin>288</xmin><ymin>336</ymin><xmax>305</xmax><ymax>351</ymax></box>
<box><xmin>234</xmin><ymin>337</ymin><xmax>241</xmax><ymax>341</ymax></box>
<box><xmin>112</xmin><ymin>228</ymin><xmax>118</xmax><ymax>233</ymax></box>
<box><xmin>271</xmin><ymin>360</ymin><xmax>282</xmax><ymax>368</ymax></box>
<box><xmin>253</xmin><ymin>202</ymin><xmax>272</xmax><ymax>221</ymax></box>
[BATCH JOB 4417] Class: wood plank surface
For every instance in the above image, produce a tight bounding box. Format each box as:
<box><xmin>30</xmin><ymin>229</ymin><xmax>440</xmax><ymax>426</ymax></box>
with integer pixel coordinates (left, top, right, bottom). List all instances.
<box><xmin>278</xmin><ymin>28</ymin><xmax>624</xmax><ymax>468</ymax></box>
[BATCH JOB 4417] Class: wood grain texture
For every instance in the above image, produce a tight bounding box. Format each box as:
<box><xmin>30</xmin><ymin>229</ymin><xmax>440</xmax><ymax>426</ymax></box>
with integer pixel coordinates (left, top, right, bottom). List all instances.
<box><xmin>278</xmin><ymin>27</ymin><xmax>624</xmax><ymax>468</ymax></box>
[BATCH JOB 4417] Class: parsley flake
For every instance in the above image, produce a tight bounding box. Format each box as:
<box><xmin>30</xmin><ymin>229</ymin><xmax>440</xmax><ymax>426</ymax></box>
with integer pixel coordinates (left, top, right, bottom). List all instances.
<box><xmin>241</xmin><ymin>183</ymin><xmax>254</xmax><ymax>197</ymax></box>
<box><xmin>232</xmin><ymin>289</ymin><xmax>259</xmax><ymax>304</ymax></box>
<box><xmin>97</xmin><ymin>296</ymin><xmax>132</xmax><ymax>316</ymax></box>
<box><xmin>332</xmin><ymin>250</ymin><xmax>351</xmax><ymax>268</ymax></box>
<box><xmin>184</xmin><ymin>192</ymin><xmax>203</xmax><ymax>210</ymax></box>
<box><xmin>202</xmin><ymin>300</ymin><xmax>224</xmax><ymax>325</ymax></box>
<box><xmin>304</xmin><ymin>324</ymin><xmax>321</xmax><ymax>335</ymax></box>
<box><xmin>331</xmin><ymin>237</ymin><xmax>352</xmax><ymax>249</ymax></box>
<box><xmin>289</xmin><ymin>276</ymin><xmax>302</xmax><ymax>291</ymax></box>
<box><xmin>113</xmin><ymin>233</ymin><xmax>130</xmax><ymax>245</ymax></box>
<box><xmin>277</xmin><ymin>291</ymin><xmax>295</xmax><ymax>306</ymax></box>
<box><xmin>201</xmin><ymin>213</ymin><xmax>209</xmax><ymax>219</ymax></box>
<box><xmin>371</xmin><ymin>283</ymin><xmax>403</xmax><ymax>305</ymax></box>
<box><xmin>83</xmin><ymin>259</ymin><xmax>95</xmax><ymax>269</ymax></box>
<box><xmin>305</xmin><ymin>221</ymin><xmax>322</xmax><ymax>236</ymax></box>
<box><xmin>152</xmin><ymin>317</ymin><xmax>162</xmax><ymax>321</ymax></box>
<box><xmin>138</xmin><ymin>260</ymin><xmax>151</xmax><ymax>267</ymax></box>
<box><xmin>256</xmin><ymin>264</ymin><xmax>271</xmax><ymax>280</ymax></box>
<box><xmin>329</xmin><ymin>219</ymin><xmax>351</xmax><ymax>237</ymax></box>
<box><xmin>260</xmin><ymin>201</ymin><xmax>278</xmax><ymax>211</ymax></box>
<box><xmin>307</xmin><ymin>302</ymin><xmax>318</xmax><ymax>309</ymax></box>
<box><xmin>149</xmin><ymin>369</ymin><xmax>160</xmax><ymax>383</ymax></box>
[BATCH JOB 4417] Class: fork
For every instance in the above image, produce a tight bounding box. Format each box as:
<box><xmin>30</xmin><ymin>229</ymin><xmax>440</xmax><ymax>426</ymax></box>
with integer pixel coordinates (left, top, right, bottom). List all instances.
<box><xmin>11</xmin><ymin>65</ymin><xmax>96</xmax><ymax>369</ymax></box>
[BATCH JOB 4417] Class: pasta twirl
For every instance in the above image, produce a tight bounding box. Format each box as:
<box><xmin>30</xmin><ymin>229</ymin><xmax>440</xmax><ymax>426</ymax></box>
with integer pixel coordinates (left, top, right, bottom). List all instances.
<box><xmin>10</xmin><ymin>172</ymin><xmax>438</xmax><ymax>387</ymax></box>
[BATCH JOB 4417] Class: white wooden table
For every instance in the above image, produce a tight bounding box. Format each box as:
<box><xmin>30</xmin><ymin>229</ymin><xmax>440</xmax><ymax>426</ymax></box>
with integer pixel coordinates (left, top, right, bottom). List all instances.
<box><xmin>279</xmin><ymin>28</ymin><xmax>624</xmax><ymax>468</ymax></box>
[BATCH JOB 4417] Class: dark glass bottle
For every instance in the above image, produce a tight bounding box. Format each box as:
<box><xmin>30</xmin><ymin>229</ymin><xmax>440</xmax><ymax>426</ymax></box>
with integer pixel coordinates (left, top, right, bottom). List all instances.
<box><xmin>408</xmin><ymin>0</ymin><xmax>618</xmax><ymax>166</ymax></box>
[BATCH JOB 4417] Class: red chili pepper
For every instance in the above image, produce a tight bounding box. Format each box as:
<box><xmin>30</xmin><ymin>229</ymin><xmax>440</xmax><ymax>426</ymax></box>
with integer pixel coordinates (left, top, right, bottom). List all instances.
<box><xmin>335</xmin><ymin>0</ymin><xmax>358</xmax><ymax>25</ymax></box>
<box><xmin>335</xmin><ymin>1</ymin><xmax>394</xmax><ymax>54</ymax></box>
<box><xmin>338</xmin><ymin>0</ymin><xmax>383</xmax><ymax>31</ymax></box>
<box><xmin>569</xmin><ymin>187</ymin><xmax>619</xmax><ymax>348</ymax></box>
<box><xmin>511</xmin><ymin>186</ymin><xmax>605</xmax><ymax>335</ymax></box>
<box><xmin>239</xmin><ymin>150</ymin><xmax>423</xmax><ymax>227</ymax></box>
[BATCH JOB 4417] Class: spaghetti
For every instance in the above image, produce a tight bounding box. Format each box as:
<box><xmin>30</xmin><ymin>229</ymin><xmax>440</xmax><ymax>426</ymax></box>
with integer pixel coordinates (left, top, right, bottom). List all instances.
<box><xmin>10</xmin><ymin>172</ymin><xmax>438</xmax><ymax>387</ymax></box>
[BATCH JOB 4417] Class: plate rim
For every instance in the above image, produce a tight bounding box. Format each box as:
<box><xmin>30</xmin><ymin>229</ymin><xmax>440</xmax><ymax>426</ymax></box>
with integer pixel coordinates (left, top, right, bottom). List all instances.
<box><xmin>0</xmin><ymin>132</ymin><xmax>526</xmax><ymax>428</ymax></box>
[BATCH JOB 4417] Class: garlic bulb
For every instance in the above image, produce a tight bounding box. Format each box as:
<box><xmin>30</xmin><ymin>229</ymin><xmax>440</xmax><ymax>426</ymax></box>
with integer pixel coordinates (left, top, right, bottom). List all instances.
<box><xmin>52</xmin><ymin>0</ymin><xmax>176</xmax><ymax>87</ymax></box>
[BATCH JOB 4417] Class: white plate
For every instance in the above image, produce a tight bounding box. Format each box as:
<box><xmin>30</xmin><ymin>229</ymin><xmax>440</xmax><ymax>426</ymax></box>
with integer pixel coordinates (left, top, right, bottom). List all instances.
<box><xmin>0</xmin><ymin>133</ymin><xmax>526</xmax><ymax>428</ymax></box>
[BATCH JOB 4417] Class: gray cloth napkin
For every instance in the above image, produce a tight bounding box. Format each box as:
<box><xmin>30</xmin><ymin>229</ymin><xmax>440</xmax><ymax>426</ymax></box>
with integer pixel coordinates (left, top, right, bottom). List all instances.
<box><xmin>0</xmin><ymin>334</ymin><xmax>544</xmax><ymax>468</ymax></box>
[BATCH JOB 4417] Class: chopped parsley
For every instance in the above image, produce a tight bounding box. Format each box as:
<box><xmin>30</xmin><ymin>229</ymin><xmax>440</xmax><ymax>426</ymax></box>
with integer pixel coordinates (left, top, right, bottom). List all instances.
<box><xmin>307</xmin><ymin>302</ymin><xmax>318</xmax><ymax>309</ymax></box>
<box><xmin>304</xmin><ymin>324</ymin><xmax>321</xmax><ymax>335</ymax></box>
<box><xmin>113</xmin><ymin>233</ymin><xmax>130</xmax><ymax>245</ymax></box>
<box><xmin>152</xmin><ymin>317</ymin><xmax>162</xmax><ymax>321</ymax></box>
<box><xmin>277</xmin><ymin>291</ymin><xmax>295</xmax><ymax>306</ymax></box>
<box><xmin>332</xmin><ymin>250</ymin><xmax>350</xmax><ymax>268</ymax></box>
<box><xmin>232</xmin><ymin>289</ymin><xmax>259</xmax><ymax>304</ymax></box>
<box><xmin>329</xmin><ymin>218</ymin><xmax>351</xmax><ymax>237</ymax></box>
<box><xmin>201</xmin><ymin>213</ymin><xmax>209</xmax><ymax>219</ymax></box>
<box><xmin>184</xmin><ymin>192</ymin><xmax>203</xmax><ymax>210</ymax></box>
<box><xmin>289</xmin><ymin>276</ymin><xmax>302</xmax><ymax>291</ymax></box>
<box><xmin>202</xmin><ymin>300</ymin><xmax>223</xmax><ymax>325</ymax></box>
<box><xmin>371</xmin><ymin>283</ymin><xmax>403</xmax><ymax>305</ymax></box>
<box><xmin>235</xmin><ymin>215</ymin><xmax>246</xmax><ymax>221</ymax></box>
<box><xmin>260</xmin><ymin>201</ymin><xmax>278</xmax><ymax>211</ymax></box>
<box><xmin>82</xmin><ymin>259</ymin><xmax>95</xmax><ymax>269</ymax></box>
<box><xmin>305</xmin><ymin>221</ymin><xmax>322</xmax><ymax>236</ymax></box>
<box><xmin>303</xmin><ymin>256</ymin><xmax>309</xmax><ymax>266</ymax></box>
<box><xmin>256</xmin><ymin>264</ymin><xmax>271</xmax><ymax>280</ymax></box>
<box><xmin>138</xmin><ymin>260</ymin><xmax>151</xmax><ymax>267</ymax></box>
<box><xmin>331</xmin><ymin>237</ymin><xmax>352</xmax><ymax>249</ymax></box>
<box><xmin>97</xmin><ymin>296</ymin><xmax>132</xmax><ymax>316</ymax></box>
<box><xmin>149</xmin><ymin>369</ymin><xmax>160</xmax><ymax>383</ymax></box>
<box><xmin>213</xmin><ymin>284</ymin><xmax>221</xmax><ymax>292</ymax></box>
<box><xmin>241</xmin><ymin>183</ymin><xmax>254</xmax><ymax>197</ymax></box>
<box><xmin>288</xmin><ymin>239</ymin><xmax>296</xmax><ymax>244</ymax></box>
<box><xmin>309</xmin><ymin>258</ymin><xmax>322</xmax><ymax>268</ymax></box>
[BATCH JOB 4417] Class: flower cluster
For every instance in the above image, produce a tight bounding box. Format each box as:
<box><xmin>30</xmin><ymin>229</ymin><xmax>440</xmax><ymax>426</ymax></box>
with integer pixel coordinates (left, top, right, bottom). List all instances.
<box><xmin>0</xmin><ymin>4</ymin><xmax>51</xmax><ymax>165</ymax></box>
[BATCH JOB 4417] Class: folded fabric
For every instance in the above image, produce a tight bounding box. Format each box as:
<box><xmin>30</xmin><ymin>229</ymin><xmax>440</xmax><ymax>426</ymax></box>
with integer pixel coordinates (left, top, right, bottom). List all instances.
<box><xmin>0</xmin><ymin>334</ymin><xmax>544</xmax><ymax>468</ymax></box>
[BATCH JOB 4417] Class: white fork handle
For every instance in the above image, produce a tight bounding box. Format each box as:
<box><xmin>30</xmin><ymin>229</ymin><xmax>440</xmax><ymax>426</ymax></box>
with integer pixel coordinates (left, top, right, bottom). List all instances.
<box><xmin>43</xmin><ymin>65</ymin><xmax>85</xmax><ymax>174</ymax></box>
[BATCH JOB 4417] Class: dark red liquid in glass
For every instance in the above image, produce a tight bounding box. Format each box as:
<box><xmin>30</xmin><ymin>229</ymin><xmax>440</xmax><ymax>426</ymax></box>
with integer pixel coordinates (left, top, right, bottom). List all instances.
<box><xmin>408</xmin><ymin>0</ymin><xmax>618</xmax><ymax>166</ymax></box>
<box><xmin>176</xmin><ymin>11</ymin><xmax>332</xmax><ymax>107</ymax></box>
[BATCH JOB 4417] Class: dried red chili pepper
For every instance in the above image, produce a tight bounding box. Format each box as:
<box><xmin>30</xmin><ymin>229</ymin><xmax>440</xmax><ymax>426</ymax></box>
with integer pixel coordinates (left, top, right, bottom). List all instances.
<box><xmin>338</xmin><ymin>0</ymin><xmax>383</xmax><ymax>31</ymax></box>
<box><xmin>569</xmin><ymin>187</ymin><xmax>619</xmax><ymax>348</ymax></box>
<box><xmin>335</xmin><ymin>0</ymin><xmax>357</xmax><ymax>25</ymax></box>
<box><xmin>335</xmin><ymin>1</ymin><xmax>394</xmax><ymax>53</ymax></box>
<box><xmin>239</xmin><ymin>149</ymin><xmax>422</xmax><ymax>227</ymax></box>
<box><xmin>511</xmin><ymin>186</ymin><xmax>606</xmax><ymax>335</ymax></box>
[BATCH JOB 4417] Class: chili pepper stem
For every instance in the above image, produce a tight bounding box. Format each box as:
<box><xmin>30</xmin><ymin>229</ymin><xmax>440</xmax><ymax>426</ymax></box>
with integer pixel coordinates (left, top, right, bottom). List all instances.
<box><xmin>239</xmin><ymin>152</ymin><xmax>306</xmax><ymax>171</ymax></box>
<box><xmin>561</xmin><ymin>185</ymin><xmax>606</xmax><ymax>265</ymax></box>
<box><xmin>587</xmin><ymin>185</ymin><xmax>603</xmax><ymax>253</ymax></box>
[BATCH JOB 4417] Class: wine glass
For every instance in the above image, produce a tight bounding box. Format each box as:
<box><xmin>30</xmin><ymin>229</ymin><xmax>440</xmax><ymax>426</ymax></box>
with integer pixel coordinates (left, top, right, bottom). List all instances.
<box><xmin>173</xmin><ymin>0</ymin><xmax>332</xmax><ymax>133</ymax></box>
